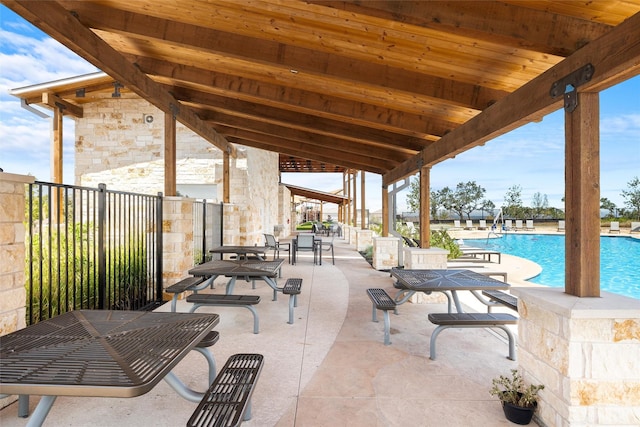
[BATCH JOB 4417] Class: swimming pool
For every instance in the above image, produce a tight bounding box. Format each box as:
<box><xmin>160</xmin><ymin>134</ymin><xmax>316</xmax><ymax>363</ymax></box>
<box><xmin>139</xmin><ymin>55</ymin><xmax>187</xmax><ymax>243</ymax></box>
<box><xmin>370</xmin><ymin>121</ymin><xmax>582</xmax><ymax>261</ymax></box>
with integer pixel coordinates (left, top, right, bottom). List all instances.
<box><xmin>463</xmin><ymin>234</ymin><xmax>640</xmax><ymax>300</ymax></box>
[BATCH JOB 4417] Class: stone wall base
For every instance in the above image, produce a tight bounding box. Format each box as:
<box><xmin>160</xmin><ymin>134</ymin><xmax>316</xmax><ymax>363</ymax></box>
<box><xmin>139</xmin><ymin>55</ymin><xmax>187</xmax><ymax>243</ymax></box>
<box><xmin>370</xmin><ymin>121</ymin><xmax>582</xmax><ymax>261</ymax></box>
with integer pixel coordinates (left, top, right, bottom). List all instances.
<box><xmin>512</xmin><ymin>287</ymin><xmax>640</xmax><ymax>427</ymax></box>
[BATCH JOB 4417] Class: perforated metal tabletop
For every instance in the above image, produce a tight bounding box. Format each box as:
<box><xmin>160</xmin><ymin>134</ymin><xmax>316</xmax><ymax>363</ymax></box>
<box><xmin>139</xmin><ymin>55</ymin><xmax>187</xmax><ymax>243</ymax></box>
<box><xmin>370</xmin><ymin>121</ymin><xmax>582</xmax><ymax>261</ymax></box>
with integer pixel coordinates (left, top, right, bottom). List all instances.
<box><xmin>0</xmin><ymin>310</ymin><xmax>219</xmax><ymax>398</ymax></box>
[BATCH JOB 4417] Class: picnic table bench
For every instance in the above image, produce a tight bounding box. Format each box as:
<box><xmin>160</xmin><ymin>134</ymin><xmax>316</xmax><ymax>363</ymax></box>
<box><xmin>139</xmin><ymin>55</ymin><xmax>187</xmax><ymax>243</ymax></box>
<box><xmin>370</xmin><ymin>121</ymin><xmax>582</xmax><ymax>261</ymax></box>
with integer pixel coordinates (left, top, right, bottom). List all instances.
<box><xmin>187</xmin><ymin>353</ymin><xmax>264</xmax><ymax>427</ymax></box>
<box><xmin>428</xmin><ymin>312</ymin><xmax>517</xmax><ymax>361</ymax></box>
<box><xmin>282</xmin><ymin>278</ymin><xmax>303</xmax><ymax>324</ymax></box>
<box><xmin>187</xmin><ymin>294</ymin><xmax>261</xmax><ymax>334</ymax></box>
<box><xmin>482</xmin><ymin>290</ymin><xmax>519</xmax><ymax>312</ymax></box>
<box><xmin>366</xmin><ymin>288</ymin><xmax>397</xmax><ymax>345</ymax></box>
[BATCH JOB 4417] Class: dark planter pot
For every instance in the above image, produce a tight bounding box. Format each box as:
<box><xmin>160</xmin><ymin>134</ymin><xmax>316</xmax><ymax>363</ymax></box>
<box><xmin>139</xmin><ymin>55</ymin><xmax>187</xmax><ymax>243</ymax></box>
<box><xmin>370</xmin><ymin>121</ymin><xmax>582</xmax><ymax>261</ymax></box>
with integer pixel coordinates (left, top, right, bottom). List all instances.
<box><xmin>501</xmin><ymin>400</ymin><xmax>536</xmax><ymax>425</ymax></box>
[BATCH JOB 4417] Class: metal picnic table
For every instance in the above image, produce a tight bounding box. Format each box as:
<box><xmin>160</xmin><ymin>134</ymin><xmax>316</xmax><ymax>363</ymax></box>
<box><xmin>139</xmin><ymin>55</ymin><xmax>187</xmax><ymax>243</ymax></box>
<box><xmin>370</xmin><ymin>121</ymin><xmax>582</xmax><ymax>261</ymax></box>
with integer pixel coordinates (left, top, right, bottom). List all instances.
<box><xmin>188</xmin><ymin>258</ymin><xmax>285</xmax><ymax>300</ymax></box>
<box><xmin>390</xmin><ymin>268</ymin><xmax>510</xmax><ymax>313</ymax></box>
<box><xmin>0</xmin><ymin>310</ymin><xmax>219</xmax><ymax>427</ymax></box>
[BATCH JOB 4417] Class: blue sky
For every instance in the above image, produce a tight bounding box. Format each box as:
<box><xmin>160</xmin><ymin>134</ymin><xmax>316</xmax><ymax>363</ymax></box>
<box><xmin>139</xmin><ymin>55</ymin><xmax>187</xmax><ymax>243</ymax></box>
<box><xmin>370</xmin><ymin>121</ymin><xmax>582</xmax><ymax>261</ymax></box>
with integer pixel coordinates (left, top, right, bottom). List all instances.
<box><xmin>2</xmin><ymin>6</ymin><xmax>638</xmax><ymax>213</ymax></box>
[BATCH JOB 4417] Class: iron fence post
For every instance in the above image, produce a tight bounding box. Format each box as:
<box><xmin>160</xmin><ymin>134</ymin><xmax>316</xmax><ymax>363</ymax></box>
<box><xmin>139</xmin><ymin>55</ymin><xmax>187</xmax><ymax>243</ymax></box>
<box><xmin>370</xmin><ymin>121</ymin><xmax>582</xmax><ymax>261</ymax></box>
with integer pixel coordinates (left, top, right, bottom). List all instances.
<box><xmin>156</xmin><ymin>192</ymin><xmax>163</xmax><ymax>302</ymax></box>
<box><xmin>97</xmin><ymin>183</ymin><xmax>107</xmax><ymax>309</ymax></box>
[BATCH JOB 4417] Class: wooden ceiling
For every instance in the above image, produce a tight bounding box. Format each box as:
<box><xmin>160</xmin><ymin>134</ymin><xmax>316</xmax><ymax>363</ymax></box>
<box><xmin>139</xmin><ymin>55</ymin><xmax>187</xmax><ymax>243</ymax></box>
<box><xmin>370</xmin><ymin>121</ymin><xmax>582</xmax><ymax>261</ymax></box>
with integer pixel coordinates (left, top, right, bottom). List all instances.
<box><xmin>5</xmin><ymin>1</ymin><xmax>640</xmax><ymax>185</ymax></box>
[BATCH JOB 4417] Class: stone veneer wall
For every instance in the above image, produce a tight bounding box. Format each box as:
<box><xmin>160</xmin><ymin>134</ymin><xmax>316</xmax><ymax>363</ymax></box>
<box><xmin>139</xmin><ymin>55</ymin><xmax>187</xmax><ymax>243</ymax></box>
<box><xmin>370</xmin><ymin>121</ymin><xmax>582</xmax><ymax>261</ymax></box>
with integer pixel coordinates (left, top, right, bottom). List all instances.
<box><xmin>0</xmin><ymin>172</ymin><xmax>33</xmax><ymax>409</ymax></box>
<box><xmin>161</xmin><ymin>197</ymin><xmax>195</xmax><ymax>291</ymax></box>
<box><xmin>73</xmin><ymin>97</ymin><xmax>282</xmax><ymax>245</ymax></box>
<box><xmin>512</xmin><ymin>287</ymin><xmax>640</xmax><ymax>427</ymax></box>
<box><xmin>75</xmin><ymin>99</ymin><xmax>221</xmax><ymax>196</ymax></box>
<box><xmin>372</xmin><ymin>236</ymin><xmax>400</xmax><ymax>270</ymax></box>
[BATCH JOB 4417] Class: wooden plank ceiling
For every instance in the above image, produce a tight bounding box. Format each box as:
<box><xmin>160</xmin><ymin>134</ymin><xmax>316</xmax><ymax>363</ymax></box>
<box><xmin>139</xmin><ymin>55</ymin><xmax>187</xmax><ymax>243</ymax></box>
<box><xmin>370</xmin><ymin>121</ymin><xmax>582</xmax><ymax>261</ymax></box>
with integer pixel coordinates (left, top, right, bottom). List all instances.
<box><xmin>4</xmin><ymin>1</ymin><xmax>640</xmax><ymax>184</ymax></box>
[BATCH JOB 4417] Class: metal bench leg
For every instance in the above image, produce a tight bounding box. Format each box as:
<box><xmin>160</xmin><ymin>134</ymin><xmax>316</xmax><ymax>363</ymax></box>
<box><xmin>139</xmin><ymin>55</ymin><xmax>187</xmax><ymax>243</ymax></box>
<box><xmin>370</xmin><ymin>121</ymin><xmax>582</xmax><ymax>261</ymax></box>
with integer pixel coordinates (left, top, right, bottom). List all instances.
<box><xmin>18</xmin><ymin>395</ymin><xmax>29</xmax><ymax>418</ymax></box>
<box><xmin>193</xmin><ymin>347</ymin><xmax>217</xmax><ymax>384</ymax></box>
<box><xmin>497</xmin><ymin>325</ymin><xmax>517</xmax><ymax>361</ymax></box>
<box><xmin>26</xmin><ymin>395</ymin><xmax>57</xmax><ymax>427</ymax></box>
<box><xmin>371</xmin><ymin>303</ymin><xmax>378</xmax><ymax>322</ymax></box>
<box><xmin>243</xmin><ymin>400</ymin><xmax>253</xmax><ymax>421</ymax></box>
<box><xmin>382</xmin><ymin>310</ymin><xmax>392</xmax><ymax>345</ymax></box>
<box><xmin>429</xmin><ymin>325</ymin><xmax>448</xmax><ymax>360</ymax></box>
<box><xmin>288</xmin><ymin>295</ymin><xmax>296</xmax><ymax>324</ymax></box>
<box><xmin>170</xmin><ymin>294</ymin><xmax>179</xmax><ymax>313</ymax></box>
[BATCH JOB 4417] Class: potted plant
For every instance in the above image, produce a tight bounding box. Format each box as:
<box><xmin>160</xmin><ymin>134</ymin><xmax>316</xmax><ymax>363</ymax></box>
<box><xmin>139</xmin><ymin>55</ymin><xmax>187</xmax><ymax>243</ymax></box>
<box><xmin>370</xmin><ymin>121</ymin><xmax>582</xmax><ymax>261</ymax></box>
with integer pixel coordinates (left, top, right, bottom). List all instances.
<box><xmin>490</xmin><ymin>369</ymin><xmax>544</xmax><ymax>425</ymax></box>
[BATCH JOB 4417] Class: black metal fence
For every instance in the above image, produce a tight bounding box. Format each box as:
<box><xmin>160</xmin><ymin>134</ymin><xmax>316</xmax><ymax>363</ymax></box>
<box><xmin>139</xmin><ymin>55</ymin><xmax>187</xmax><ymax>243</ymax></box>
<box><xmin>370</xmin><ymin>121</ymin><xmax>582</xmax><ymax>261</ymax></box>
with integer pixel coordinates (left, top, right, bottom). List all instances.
<box><xmin>25</xmin><ymin>182</ymin><xmax>163</xmax><ymax>325</ymax></box>
<box><xmin>193</xmin><ymin>200</ymin><xmax>223</xmax><ymax>264</ymax></box>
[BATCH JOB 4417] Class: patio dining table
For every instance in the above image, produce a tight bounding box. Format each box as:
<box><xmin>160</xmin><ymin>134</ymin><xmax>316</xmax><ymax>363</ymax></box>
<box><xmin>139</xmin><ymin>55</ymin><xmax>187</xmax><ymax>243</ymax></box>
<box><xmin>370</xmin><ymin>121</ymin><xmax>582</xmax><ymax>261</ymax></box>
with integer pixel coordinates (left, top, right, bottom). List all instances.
<box><xmin>209</xmin><ymin>245</ymin><xmax>268</xmax><ymax>261</ymax></box>
<box><xmin>0</xmin><ymin>310</ymin><xmax>219</xmax><ymax>427</ymax></box>
<box><xmin>188</xmin><ymin>258</ymin><xmax>285</xmax><ymax>300</ymax></box>
<box><xmin>390</xmin><ymin>268</ymin><xmax>510</xmax><ymax>313</ymax></box>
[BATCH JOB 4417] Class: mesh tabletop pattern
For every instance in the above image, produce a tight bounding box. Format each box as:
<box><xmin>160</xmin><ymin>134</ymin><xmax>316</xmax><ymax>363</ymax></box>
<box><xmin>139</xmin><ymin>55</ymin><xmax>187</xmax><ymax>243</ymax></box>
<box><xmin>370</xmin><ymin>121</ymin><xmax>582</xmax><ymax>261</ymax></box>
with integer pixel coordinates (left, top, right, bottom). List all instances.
<box><xmin>189</xmin><ymin>259</ymin><xmax>284</xmax><ymax>278</ymax></box>
<box><xmin>0</xmin><ymin>310</ymin><xmax>218</xmax><ymax>397</ymax></box>
<box><xmin>390</xmin><ymin>268</ymin><xmax>509</xmax><ymax>291</ymax></box>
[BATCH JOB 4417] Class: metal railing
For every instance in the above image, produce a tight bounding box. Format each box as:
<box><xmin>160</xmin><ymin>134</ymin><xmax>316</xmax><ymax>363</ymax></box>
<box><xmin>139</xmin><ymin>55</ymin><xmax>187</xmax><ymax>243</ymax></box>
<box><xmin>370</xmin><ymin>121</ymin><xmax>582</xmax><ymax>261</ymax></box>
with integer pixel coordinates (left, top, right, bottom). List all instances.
<box><xmin>25</xmin><ymin>182</ymin><xmax>163</xmax><ymax>325</ymax></box>
<box><xmin>193</xmin><ymin>200</ymin><xmax>223</xmax><ymax>264</ymax></box>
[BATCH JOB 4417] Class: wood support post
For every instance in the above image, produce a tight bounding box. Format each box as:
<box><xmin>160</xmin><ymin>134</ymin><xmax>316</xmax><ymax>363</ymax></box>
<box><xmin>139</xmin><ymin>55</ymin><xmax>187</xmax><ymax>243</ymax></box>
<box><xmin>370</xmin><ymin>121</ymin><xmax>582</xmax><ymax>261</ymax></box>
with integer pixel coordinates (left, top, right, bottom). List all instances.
<box><xmin>420</xmin><ymin>166</ymin><xmax>430</xmax><ymax>248</ymax></box>
<box><xmin>565</xmin><ymin>92</ymin><xmax>600</xmax><ymax>297</ymax></box>
<box><xmin>164</xmin><ymin>112</ymin><xmax>176</xmax><ymax>196</ymax></box>
<box><xmin>223</xmin><ymin>151</ymin><xmax>230</xmax><ymax>203</ymax></box>
<box><xmin>382</xmin><ymin>184</ymin><xmax>389</xmax><ymax>237</ymax></box>
<box><xmin>361</xmin><ymin>171</ymin><xmax>366</xmax><ymax>229</ymax></box>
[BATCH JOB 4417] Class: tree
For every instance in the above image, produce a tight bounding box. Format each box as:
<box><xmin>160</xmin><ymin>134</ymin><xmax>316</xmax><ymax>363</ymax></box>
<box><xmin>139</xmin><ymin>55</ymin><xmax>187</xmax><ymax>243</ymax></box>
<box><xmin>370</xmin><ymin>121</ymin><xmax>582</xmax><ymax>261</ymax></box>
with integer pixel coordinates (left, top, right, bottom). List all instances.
<box><xmin>503</xmin><ymin>185</ymin><xmax>523</xmax><ymax>219</ymax></box>
<box><xmin>406</xmin><ymin>176</ymin><xmax>420</xmax><ymax>213</ymax></box>
<box><xmin>448</xmin><ymin>181</ymin><xmax>486</xmax><ymax>219</ymax></box>
<box><xmin>600</xmin><ymin>197</ymin><xmax>617</xmax><ymax>218</ymax></box>
<box><xmin>531</xmin><ymin>192</ymin><xmax>549</xmax><ymax>219</ymax></box>
<box><xmin>622</xmin><ymin>176</ymin><xmax>640</xmax><ymax>219</ymax></box>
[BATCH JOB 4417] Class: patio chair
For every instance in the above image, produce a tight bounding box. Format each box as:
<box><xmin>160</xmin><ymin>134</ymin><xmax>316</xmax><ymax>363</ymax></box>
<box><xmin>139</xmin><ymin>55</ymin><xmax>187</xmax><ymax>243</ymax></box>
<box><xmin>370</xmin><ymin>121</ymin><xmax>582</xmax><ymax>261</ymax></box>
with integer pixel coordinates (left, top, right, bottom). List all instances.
<box><xmin>478</xmin><ymin>220</ymin><xmax>487</xmax><ymax>230</ymax></box>
<box><xmin>631</xmin><ymin>222</ymin><xmax>640</xmax><ymax>233</ymax></box>
<box><xmin>515</xmin><ymin>220</ymin><xmax>524</xmax><ymax>230</ymax></box>
<box><xmin>264</xmin><ymin>233</ymin><xmax>290</xmax><ymax>263</ymax></box>
<box><xmin>525</xmin><ymin>220</ymin><xmax>535</xmax><ymax>230</ymax></box>
<box><xmin>465</xmin><ymin>220</ymin><xmax>475</xmax><ymax>230</ymax></box>
<box><xmin>293</xmin><ymin>233</ymin><xmax>318</xmax><ymax>264</ymax></box>
<box><xmin>320</xmin><ymin>235</ymin><xmax>335</xmax><ymax>264</ymax></box>
<box><xmin>453</xmin><ymin>220</ymin><xmax>461</xmax><ymax>229</ymax></box>
<box><xmin>504</xmin><ymin>219</ymin><xmax>513</xmax><ymax>230</ymax></box>
<box><xmin>557</xmin><ymin>220</ymin><xmax>566</xmax><ymax>232</ymax></box>
<box><xmin>609</xmin><ymin>221</ymin><xmax>620</xmax><ymax>234</ymax></box>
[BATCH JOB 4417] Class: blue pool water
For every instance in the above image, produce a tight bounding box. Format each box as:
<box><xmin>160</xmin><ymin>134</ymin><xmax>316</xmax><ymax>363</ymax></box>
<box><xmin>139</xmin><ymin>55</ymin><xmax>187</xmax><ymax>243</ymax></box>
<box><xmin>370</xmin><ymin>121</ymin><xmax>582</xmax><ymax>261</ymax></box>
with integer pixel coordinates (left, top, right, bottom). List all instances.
<box><xmin>463</xmin><ymin>234</ymin><xmax>640</xmax><ymax>300</ymax></box>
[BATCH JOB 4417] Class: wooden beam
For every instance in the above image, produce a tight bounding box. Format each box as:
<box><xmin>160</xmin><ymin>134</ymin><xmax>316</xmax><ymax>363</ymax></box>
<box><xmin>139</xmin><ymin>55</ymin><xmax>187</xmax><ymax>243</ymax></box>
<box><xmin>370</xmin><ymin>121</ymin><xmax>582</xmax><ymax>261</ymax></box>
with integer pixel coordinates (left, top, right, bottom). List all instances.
<box><xmin>42</xmin><ymin>92</ymin><xmax>83</xmax><ymax>118</ymax></box>
<box><xmin>352</xmin><ymin>171</ymin><xmax>357</xmax><ymax>227</ymax></box>
<box><xmin>164</xmin><ymin>112</ymin><xmax>176</xmax><ymax>197</ymax></box>
<box><xmin>565</xmin><ymin>92</ymin><xmax>600</xmax><ymax>297</ymax></box>
<box><xmin>50</xmin><ymin>106</ymin><xmax>63</xmax><ymax>184</ymax></box>
<box><xmin>4</xmin><ymin>1</ymin><xmax>235</xmax><ymax>157</ymax></box>
<box><xmin>420</xmin><ymin>166</ymin><xmax>430</xmax><ymax>248</ymax></box>
<box><xmin>383</xmin><ymin>12</ymin><xmax>640</xmax><ymax>186</ymax></box>
<box><xmin>67</xmin><ymin>1</ymin><xmax>507</xmax><ymax>112</ymax></box>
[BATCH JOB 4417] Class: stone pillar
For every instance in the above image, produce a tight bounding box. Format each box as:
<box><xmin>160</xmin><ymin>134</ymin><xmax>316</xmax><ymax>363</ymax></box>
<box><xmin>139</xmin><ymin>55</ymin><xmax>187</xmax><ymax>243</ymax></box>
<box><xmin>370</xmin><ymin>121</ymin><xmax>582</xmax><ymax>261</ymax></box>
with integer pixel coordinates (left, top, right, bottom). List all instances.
<box><xmin>0</xmin><ymin>172</ymin><xmax>33</xmax><ymax>409</ymax></box>
<box><xmin>354</xmin><ymin>229</ymin><xmax>372</xmax><ymax>251</ymax></box>
<box><xmin>349</xmin><ymin>226</ymin><xmax>357</xmax><ymax>246</ymax></box>
<box><xmin>343</xmin><ymin>225</ymin><xmax>351</xmax><ymax>243</ymax></box>
<box><xmin>161</xmin><ymin>196</ymin><xmax>195</xmax><ymax>299</ymax></box>
<box><xmin>512</xmin><ymin>287</ymin><xmax>640</xmax><ymax>427</ymax></box>
<box><xmin>372</xmin><ymin>236</ymin><xmax>399</xmax><ymax>270</ymax></box>
<box><xmin>403</xmin><ymin>247</ymin><xmax>449</xmax><ymax>304</ymax></box>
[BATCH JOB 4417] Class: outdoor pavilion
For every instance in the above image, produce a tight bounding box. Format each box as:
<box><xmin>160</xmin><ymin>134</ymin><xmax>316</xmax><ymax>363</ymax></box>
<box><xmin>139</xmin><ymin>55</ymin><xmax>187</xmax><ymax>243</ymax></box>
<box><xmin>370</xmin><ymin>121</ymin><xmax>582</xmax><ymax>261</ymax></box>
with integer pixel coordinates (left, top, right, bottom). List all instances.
<box><xmin>2</xmin><ymin>2</ymin><xmax>640</xmax><ymax>425</ymax></box>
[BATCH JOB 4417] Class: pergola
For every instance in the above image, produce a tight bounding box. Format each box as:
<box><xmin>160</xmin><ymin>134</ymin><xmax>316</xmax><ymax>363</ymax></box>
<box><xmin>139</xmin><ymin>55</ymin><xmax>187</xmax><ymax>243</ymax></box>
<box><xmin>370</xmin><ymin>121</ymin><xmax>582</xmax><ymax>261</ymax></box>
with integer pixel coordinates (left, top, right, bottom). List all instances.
<box><xmin>4</xmin><ymin>1</ymin><xmax>640</xmax><ymax>299</ymax></box>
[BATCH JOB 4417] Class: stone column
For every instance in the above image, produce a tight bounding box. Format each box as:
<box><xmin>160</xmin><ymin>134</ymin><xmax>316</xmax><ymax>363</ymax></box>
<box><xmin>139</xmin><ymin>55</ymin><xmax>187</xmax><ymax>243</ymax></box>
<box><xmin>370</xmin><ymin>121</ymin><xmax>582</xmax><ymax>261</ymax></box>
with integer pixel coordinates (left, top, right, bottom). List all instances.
<box><xmin>512</xmin><ymin>287</ymin><xmax>640</xmax><ymax>426</ymax></box>
<box><xmin>354</xmin><ymin>229</ymin><xmax>372</xmax><ymax>251</ymax></box>
<box><xmin>0</xmin><ymin>172</ymin><xmax>33</xmax><ymax>409</ymax></box>
<box><xmin>372</xmin><ymin>236</ymin><xmax>399</xmax><ymax>270</ymax></box>
<box><xmin>161</xmin><ymin>196</ymin><xmax>195</xmax><ymax>299</ymax></box>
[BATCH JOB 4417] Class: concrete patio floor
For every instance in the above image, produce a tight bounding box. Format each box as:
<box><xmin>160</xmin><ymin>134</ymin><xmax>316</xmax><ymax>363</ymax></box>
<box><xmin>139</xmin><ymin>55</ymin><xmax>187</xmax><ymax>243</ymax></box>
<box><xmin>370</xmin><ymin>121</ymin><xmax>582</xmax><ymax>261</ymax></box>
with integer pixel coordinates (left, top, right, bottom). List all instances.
<box><xmin>1</xmin><ymin>235</ymin><xmax>539</xmax><ymax>427</ymax></box>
